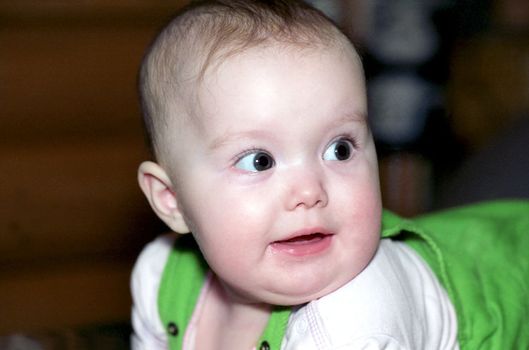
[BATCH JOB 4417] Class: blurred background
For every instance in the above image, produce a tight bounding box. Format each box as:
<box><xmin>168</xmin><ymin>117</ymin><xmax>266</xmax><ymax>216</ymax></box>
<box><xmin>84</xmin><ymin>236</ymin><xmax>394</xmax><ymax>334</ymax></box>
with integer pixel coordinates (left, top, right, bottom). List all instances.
<box><xmin>1</xmin><ymin>0</ymin><xmax>528</xmax><ymax>349</ymax></box>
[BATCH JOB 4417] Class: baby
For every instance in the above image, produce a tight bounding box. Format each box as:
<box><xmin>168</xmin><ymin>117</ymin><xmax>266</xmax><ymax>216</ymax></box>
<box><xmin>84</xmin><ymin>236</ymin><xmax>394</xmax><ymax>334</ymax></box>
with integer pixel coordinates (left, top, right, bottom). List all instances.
<box><xmin>131</xmin><ymin>1</ymin><xmax>529</xmax><ymax>349</ymax></box>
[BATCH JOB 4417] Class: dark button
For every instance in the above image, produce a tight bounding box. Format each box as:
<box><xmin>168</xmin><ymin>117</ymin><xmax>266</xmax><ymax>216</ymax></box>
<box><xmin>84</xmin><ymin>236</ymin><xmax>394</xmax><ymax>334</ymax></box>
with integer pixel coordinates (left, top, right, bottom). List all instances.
<box><xmin>259</xmin><ymin>341</ymin><xmax>270</xmax><ymax>350</ymax></box>
<box><xmin>167</xmin><ymin>322</ymin><xmax>179</xmax><ymax>336</ymax></box>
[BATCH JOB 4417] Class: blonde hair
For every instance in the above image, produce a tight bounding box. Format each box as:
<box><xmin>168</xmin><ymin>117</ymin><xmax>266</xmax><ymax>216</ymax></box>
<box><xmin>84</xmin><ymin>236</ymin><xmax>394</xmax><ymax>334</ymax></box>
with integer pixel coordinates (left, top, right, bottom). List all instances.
<box><xmin>139</xmin><ymin>0</ymin><xmax>349</xmax><ymax>157</ymax></box>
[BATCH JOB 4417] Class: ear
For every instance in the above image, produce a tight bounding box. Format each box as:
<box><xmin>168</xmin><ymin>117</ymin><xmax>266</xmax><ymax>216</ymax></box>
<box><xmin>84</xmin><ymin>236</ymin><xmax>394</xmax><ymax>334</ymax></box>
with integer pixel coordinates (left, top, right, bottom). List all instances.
<box><xmin>137</xmin><ymin>161</ymin><xmax>191</xmax><ymax>234</ymax></box>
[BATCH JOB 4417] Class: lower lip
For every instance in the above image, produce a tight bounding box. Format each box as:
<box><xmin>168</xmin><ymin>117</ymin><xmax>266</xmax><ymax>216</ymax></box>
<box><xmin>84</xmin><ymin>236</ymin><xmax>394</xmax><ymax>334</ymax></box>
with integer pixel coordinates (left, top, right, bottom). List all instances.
<box><xmin>271</xmin><ymin>234</ymin><xmax>333</xmax><ymax>257</ymax></box>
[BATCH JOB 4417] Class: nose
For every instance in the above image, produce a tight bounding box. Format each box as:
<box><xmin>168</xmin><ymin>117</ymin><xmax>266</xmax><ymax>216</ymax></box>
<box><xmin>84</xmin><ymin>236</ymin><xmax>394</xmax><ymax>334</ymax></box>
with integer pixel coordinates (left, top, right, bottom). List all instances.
<box><xmin>284</xmin><ymin>167</ymin><xmax>328</xmax><ymax>211</ymax></box>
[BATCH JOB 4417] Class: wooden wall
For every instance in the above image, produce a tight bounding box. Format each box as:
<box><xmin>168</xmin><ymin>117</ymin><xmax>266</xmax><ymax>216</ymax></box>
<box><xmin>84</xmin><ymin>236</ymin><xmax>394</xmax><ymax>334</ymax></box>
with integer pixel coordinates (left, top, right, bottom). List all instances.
<box><xmin>0</xmin><ymin>1</ymin><xmax>188</xmax><ymax>334</ymax></box>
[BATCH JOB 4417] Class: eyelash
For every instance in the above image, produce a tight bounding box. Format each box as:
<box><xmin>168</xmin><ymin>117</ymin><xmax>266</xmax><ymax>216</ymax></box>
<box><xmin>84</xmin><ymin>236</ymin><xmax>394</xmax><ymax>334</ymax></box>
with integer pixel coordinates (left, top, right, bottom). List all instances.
<box><xmin>231</xmin><ymin>134</ymin><xmax>359</xmax><ymax>165</ymax></box>
<box><xmin>331</xmin><ymin>134</ymin><xmax>358</xmax><ymax>150</ymax></box>
<box><xmin>233</xmin><ymin>147</ymin><xmax>267</xmax><ymax>163</ymax></box>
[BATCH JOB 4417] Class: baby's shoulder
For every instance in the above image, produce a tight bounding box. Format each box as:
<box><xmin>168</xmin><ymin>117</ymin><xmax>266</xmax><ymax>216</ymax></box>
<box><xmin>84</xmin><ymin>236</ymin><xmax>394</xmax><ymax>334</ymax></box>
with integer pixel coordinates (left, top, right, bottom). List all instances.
<box><xmin>130</xmin><ymin>234</ymin><xmax>178</xmax><ymax>349</ymax></box>
<box><xmin>132</xmin><ymin>233</ymin><xmax>178</xmax><ymax>281</ymax></box>
<box><xmin>131</xmin><ymin>234</ymin><xmax>178</xmax><ymax>313</ymax></box>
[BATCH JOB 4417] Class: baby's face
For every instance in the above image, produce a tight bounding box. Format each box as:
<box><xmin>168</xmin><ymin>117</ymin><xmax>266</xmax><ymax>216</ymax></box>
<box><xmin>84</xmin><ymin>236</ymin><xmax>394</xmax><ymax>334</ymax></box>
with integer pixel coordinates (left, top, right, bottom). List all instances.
<box><xmin>165</xmin><ymin>43</ymin><xmax>381</xmax><ymax>305</ymax></box>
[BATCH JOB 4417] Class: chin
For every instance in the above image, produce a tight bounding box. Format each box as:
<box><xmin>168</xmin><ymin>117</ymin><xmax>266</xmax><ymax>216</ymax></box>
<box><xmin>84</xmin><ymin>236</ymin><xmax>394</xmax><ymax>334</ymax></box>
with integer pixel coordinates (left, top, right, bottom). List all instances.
<box><xmin>263</xmin><ymin>278</ymin><xmax>348</xmax><ymax>307</ymax></box>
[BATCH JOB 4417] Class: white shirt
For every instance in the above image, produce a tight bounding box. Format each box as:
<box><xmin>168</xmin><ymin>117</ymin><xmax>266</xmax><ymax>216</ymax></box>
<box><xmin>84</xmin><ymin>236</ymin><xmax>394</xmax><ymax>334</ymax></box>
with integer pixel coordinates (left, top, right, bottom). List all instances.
<box><xmin>131</xmin><ymin>236</ymin><xmax>458</xmax><ymax>349</ymax></box>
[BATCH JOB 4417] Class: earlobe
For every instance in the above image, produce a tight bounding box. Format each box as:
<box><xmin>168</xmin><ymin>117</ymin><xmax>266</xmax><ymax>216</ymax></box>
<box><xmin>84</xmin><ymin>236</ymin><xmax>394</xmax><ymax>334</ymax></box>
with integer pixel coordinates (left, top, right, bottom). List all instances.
<box><xmin>137</xmin><ymin>161</ymin><xmax>191</xmax><ymax>234</ymax></box>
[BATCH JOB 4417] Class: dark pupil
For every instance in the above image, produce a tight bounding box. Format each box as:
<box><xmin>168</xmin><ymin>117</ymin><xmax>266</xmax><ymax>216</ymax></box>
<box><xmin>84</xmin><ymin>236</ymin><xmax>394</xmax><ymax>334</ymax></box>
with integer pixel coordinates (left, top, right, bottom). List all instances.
<box><xmin>254</xmin><ymin>153</ymin><xmax>272</xmax><ymax>171</ymax></box>
<box><xmin>334</xmin><ymin>141</ymin><xmax>350</xmax><ymax>160</ymax></box>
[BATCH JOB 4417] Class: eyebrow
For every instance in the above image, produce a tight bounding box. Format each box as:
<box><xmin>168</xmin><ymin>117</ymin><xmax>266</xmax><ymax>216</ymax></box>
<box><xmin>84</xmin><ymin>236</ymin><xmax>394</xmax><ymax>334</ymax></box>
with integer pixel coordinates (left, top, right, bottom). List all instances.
<box><xmin>208</xmin><ymin>111</ymin><xmax>367</xmax><ymax>151</ymax></box>
<box><xmin>208</xmin><ymin>129</ymin><xmax>270</xmax><ymax>151</ymax></box>
<box><xmin>321</xmin><ymin>111</ymin><xmax>368</xmax><ymax>135</ymax></box>
<box><xmin>332</xmin><ymin>112</ymin><xmax>367</xmax><ymax>126</ymax></box>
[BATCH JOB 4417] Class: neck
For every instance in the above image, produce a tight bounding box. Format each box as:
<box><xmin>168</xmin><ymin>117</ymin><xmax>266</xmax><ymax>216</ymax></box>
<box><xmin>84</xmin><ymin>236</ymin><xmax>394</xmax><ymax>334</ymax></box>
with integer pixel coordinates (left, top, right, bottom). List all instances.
<box><xmin>196</xmin><ymin>275</ymin><xmax>271</xmax><ymax>350</ymax></box>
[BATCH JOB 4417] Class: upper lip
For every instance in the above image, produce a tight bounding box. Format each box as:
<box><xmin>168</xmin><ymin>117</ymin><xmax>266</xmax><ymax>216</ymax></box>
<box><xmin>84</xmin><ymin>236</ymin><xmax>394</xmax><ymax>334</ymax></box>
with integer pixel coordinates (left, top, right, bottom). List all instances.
<box><xmin>273</xmin><ymin>227</ymin><xmax>334</xmax><ymax>243</ymax></box>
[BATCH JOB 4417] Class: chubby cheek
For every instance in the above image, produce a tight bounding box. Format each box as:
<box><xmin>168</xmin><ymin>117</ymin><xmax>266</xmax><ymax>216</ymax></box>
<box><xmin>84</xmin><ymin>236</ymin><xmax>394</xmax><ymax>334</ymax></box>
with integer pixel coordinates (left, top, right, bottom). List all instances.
<box><xmin>184</xmin><ymin>183</ymin><xmax>275</xmax><ymax>269</ymax></box>
<box><xmin>206</xmin><ymin>184</ymin><xmax>273</xmax><ymax>232</ymax></box>
<box><xmin>334</xmin><ymin>166</ymin><xmax>382</xmax><ymax>241</ymax></box>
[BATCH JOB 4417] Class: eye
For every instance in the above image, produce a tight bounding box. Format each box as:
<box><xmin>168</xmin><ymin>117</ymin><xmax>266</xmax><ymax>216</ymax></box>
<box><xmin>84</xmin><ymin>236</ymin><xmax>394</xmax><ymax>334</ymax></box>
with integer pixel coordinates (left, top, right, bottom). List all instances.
<box><xmin>235</xmin><ymin>151</ymin><xmax>275</xmax><ymax>172</ymax></box>
<box><xmin>323</xmin><ymin>139</ymin><xmax>354</xmax><ymax>161</ymax></box>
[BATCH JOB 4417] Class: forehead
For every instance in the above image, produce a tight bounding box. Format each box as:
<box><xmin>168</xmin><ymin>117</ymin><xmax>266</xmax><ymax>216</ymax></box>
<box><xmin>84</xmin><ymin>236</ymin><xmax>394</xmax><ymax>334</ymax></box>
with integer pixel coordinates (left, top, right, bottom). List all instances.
<box><xmin>158</xmin><ymin>41</ymin><xmax>367</xmax><ymax>171</ymax></box>
<box><xmin>194</xmin><ymin>42</ymin><xmax>366</xmax><ymax>125</ymax></box>
<box><xmin>204</xmin><ymin>39</ymin><xmax>360</xmax><ymax>81</ymax></box>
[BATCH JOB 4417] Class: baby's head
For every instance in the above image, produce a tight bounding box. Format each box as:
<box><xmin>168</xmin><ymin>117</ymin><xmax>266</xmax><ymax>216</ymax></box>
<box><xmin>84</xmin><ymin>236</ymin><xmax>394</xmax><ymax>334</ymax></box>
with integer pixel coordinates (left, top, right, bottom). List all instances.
<box><xmin>138</xmin><ymin>0</ymin><xmax>382</xmax><ymax>306</ymax></box>
<box><xmin>140</xmin><ymin>0</ymin><xmax>344</xmax><ymax>161</ymax></box>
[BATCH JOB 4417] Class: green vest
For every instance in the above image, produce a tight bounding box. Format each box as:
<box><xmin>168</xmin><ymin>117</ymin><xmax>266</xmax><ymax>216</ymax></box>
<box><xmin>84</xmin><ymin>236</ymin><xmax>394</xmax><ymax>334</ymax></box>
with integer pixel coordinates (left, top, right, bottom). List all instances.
<box><xmin>158</xmin><ymin>200</ymin><xmax>529</xmax><ymax>349</ymax></box>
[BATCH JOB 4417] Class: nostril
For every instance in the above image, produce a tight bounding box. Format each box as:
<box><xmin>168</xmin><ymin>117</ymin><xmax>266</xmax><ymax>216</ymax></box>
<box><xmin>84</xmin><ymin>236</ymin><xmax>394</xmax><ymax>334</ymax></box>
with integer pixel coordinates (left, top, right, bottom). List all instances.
<box><xmin>291</xmin><ymin>189</ymin><xmax>328</xmax><ymax>210</ymax></box>
<box><xmin>284</xmin><ymin>170</ymin><xmax>328</xmax><ymax>210</ymax></box>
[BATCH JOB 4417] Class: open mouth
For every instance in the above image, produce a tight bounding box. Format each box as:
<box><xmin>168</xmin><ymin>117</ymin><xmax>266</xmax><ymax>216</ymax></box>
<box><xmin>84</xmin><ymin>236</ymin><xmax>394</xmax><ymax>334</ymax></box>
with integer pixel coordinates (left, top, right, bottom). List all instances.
<box><xmin>278</xmin><ymin>233</ymin><xmax>328</xmax><ymax>244</ymax></box>
<box><xmin>271</xmin><ymin>232</ymin><xmax>333</xmax><ymax>257</ymax></box>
